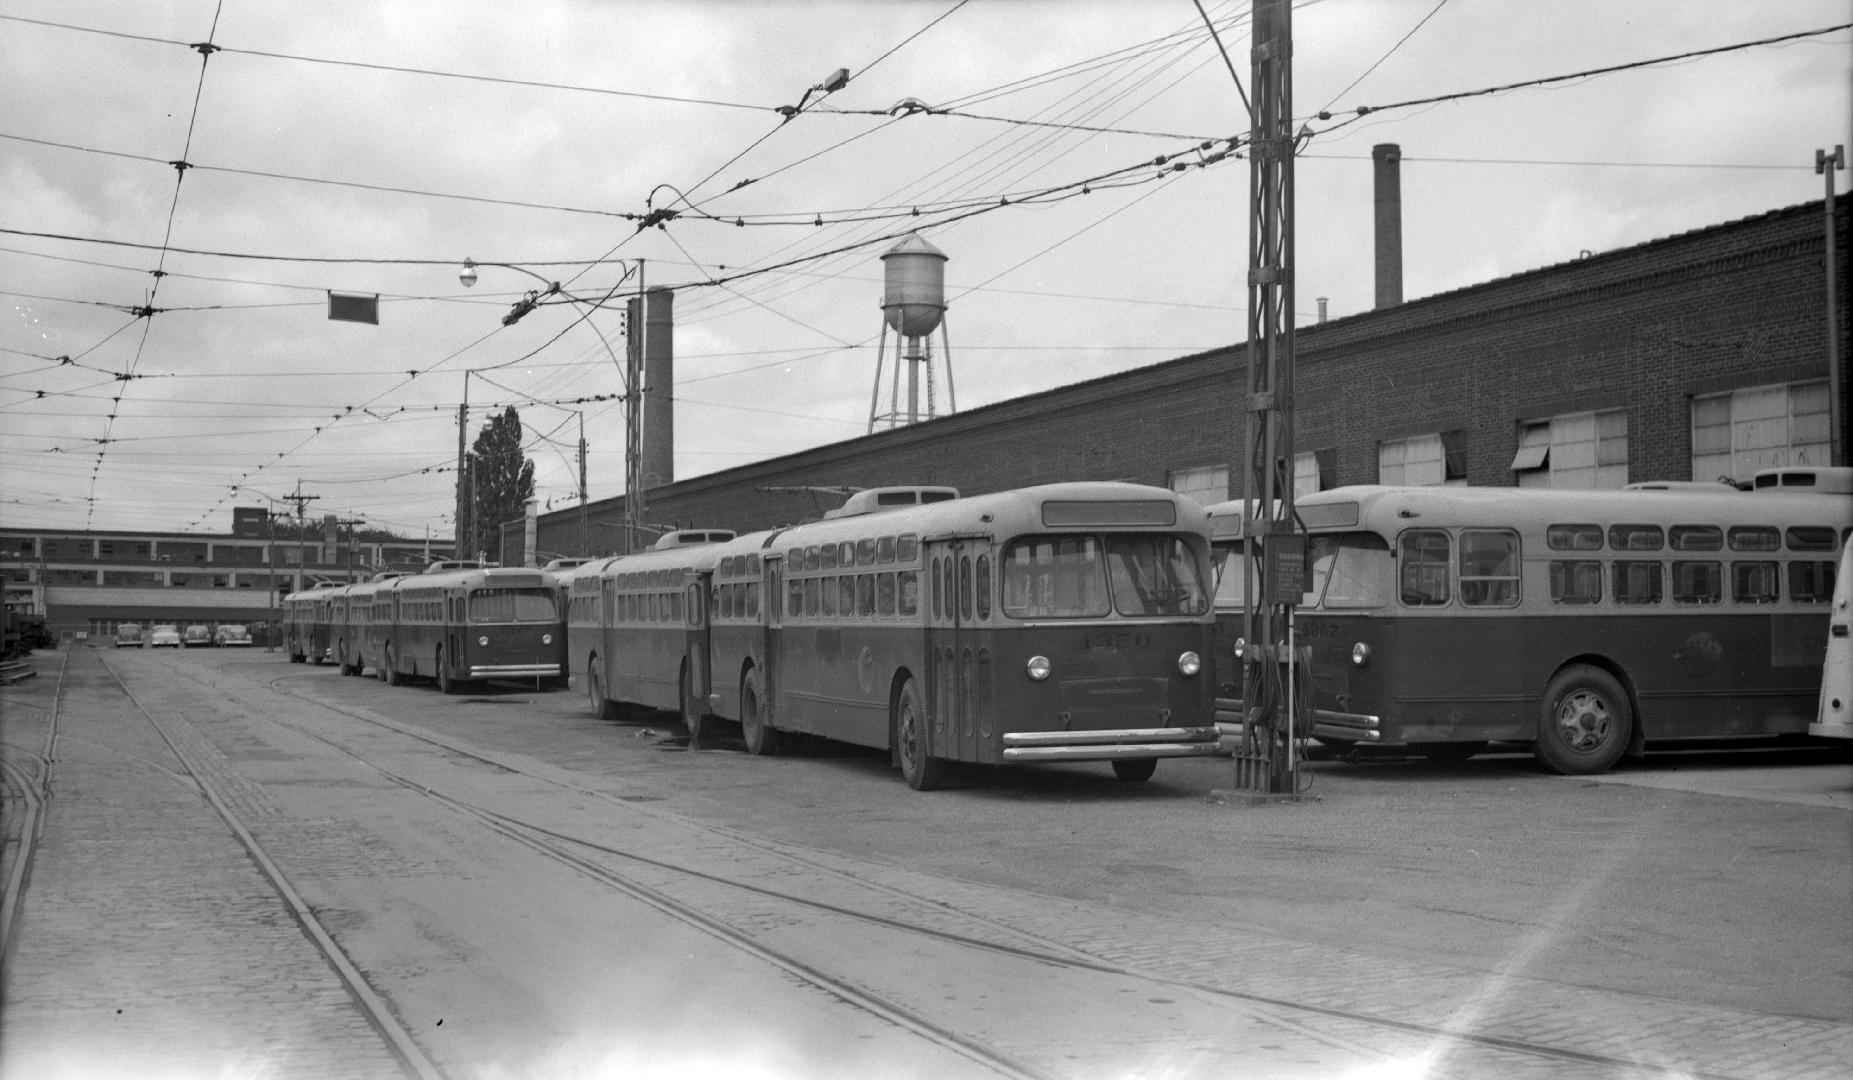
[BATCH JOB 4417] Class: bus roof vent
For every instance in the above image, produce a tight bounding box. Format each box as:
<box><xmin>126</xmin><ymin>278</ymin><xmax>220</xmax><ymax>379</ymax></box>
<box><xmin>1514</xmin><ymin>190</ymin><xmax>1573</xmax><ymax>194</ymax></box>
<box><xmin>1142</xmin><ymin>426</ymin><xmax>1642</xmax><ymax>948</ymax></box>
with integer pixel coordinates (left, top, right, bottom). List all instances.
<box><xmin>425</xmin><ymin>559</ymin><xmax>492</xmax><ymax>573</ymax></box>
<box><xmin>1751</xmin><ymin>466</ymin><xmax>1853</xmax><ymax>494</ymax></box>
<box><xmin>651</xmin><ymin>529</ymin><xmax>738</xmax><ymax>550</ymax></box>
<box><xmin>823</xmin><ymin>486</ymin><xmax>960</xmax><ymax>519</ymax></box>
<box><xmin>542</xmin><ymin>557</ymin><xmax>591</xmax><ymax>571</ymax></box>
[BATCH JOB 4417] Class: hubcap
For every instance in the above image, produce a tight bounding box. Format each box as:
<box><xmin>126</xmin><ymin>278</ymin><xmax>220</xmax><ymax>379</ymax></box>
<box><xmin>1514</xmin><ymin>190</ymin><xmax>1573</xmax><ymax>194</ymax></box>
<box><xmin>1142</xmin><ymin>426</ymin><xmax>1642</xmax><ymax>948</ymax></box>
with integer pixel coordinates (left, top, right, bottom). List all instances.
<box><xmin>1555</xmin><ymin>690</ymin><xmax>1612</xmax><ymax>753</ymax></box>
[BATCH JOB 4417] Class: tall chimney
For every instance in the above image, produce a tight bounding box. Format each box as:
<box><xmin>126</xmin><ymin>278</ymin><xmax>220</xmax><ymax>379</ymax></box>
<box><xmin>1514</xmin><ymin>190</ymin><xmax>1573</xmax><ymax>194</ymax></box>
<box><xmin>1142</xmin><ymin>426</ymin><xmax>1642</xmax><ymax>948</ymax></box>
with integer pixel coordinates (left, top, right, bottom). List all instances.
<box><xmin>634</xmin><ymin>287</ymin><xmax>674</xmax><ymax>489</ymax></box>
<box><xmin>1373</xmin><ymin>143</ymin><xmax>1403</xmax><ymax>308</ymax></box>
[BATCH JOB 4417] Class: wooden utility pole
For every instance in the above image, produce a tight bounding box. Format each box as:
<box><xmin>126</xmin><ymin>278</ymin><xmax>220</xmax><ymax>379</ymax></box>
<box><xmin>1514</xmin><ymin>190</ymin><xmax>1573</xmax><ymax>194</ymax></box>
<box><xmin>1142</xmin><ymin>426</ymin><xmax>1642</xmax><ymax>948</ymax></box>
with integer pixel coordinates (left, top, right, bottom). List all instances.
<box><xmin>1235</xmin><ymin>0</ymin><xmax>1309</xmax><ymax>795</ymax></box>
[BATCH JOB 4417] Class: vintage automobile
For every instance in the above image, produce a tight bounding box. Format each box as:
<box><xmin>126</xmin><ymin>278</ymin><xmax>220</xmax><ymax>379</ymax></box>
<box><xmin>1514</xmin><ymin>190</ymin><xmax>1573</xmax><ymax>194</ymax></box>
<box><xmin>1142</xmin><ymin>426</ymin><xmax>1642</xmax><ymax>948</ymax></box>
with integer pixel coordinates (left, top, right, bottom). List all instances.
<box><xmin>149</xmin><ymin>624</ymin><xmax>183</xmax><ymax>648</ymax></box>
<box><xmin>182</xmin><ymin>624</ymin><xmax>213</xmax><ymax>648</ymax></box>
<box><xmin>114</xmin><ymin>624</ymin><xmax>145</xmax><ymax>648</ymax></box>
<box><xmin>213</xmin><ymin>623</ymin><xmax>253</xmax><ymax>647</ymax></box>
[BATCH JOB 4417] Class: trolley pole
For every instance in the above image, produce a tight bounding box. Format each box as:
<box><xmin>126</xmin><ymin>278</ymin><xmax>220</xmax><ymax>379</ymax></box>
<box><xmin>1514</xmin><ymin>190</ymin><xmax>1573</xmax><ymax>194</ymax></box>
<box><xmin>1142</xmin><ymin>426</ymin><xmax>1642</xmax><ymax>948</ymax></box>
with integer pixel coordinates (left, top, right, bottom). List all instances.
<box><xmin>1235</xmin><ymin>0</ymin><xmax>1309</xmax><ymax>796</ymax></box>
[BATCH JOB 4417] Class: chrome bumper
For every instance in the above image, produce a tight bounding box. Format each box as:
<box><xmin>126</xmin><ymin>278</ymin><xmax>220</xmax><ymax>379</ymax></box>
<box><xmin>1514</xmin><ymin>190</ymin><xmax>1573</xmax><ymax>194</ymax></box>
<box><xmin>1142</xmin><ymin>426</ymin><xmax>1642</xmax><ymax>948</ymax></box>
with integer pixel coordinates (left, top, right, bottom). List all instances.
<box><xmin>1215</xmin><ymin>696</ymin><xmax>1381</xmax><ymax>743</ymax></box>
<box><xmin>1001</xmin><ymin>726</ymin><xmax>1225</xmax><ymax>762</ymax></box>
<box><xmin>468</xmin><ymin>664</ymin><xmax>562</xmax><ymax>679</ymax></box>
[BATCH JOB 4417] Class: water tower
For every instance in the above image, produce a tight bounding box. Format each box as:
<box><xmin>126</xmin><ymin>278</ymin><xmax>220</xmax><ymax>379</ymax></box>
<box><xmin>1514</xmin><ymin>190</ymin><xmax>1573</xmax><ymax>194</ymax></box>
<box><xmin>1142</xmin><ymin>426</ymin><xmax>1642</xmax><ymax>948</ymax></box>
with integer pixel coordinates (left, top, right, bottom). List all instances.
<box><xmin>869</xmin><ymin>234</ymin><xmax>955</xmax><ymax>431</ymax></box>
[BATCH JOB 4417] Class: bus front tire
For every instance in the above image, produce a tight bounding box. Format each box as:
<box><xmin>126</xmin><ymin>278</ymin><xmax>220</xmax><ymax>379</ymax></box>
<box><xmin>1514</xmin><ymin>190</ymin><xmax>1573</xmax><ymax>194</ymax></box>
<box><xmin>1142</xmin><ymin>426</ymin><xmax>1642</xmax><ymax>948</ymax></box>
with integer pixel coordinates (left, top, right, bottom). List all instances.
<box><xmin>1536</xmin><ymin>665</ymin><xmax>1631</xmax><ymax>775</ymax></box>
<box><xmin>1111</xmin><ymin>758</ymin><xmax>1157</xmax><ymax>782</ymax></box>
<box><xmin>741</xmin><ymin>670</ymin><xmax>779</xmax><ymax>756</ymax></box>
<box><xmin>895</xmin><ymin>678</ymin><xmax>942</xmax><ymax>791</ymax></box>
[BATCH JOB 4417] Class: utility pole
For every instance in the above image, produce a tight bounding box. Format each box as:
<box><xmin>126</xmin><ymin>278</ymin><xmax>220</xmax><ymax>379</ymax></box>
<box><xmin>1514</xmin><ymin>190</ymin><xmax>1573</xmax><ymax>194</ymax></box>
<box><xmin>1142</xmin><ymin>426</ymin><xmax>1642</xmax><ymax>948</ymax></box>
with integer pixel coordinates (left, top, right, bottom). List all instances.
<box><xmin>1818</xmin><ymin>145</ymin><xmax>1845</xmax><ymax>466</ymax></box>
<box><xmin>280</xmin><ymin>482</ymin><xmax>320</xmax><ymax>593</ymax></box>
<box><xmin>1235</xmin><ymin>0</ymin><xmax>1308</xmax><ymax>796</ymax></box>
<box><xmin>337</xmin><ymin>517</ymin><xmax>365</xmax><ymax>579</ymax></box>
<box><xmin>455</xmin><ymin>371</ymin><xmax>469</xmax><ymax>562</ymax></box>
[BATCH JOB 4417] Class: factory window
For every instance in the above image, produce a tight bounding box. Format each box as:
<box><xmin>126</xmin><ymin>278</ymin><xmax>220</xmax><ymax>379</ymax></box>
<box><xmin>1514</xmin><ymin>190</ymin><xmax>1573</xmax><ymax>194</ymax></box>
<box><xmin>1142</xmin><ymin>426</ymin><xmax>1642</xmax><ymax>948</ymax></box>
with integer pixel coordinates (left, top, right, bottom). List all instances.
<box><xmin>1378</xmin><ymin>432</ymin><xmax>1466</xmax><ymax>487</ymax></box>
<box><xmin>1294</xmin><ymin>448</ymin><xmax>1336</xmax><ymax>496</ymax></box>
<box><xmin>1512</xmin><ymin>409</ymin><xmax>1629</xmax><ymax>490</ymax></box>
<box><xmin>1167</xmin><ymin>465</ymin><xmax>1227</xmax><ymax>508</ymax></box>
<box><xmin>1690</xmin><ymin>380</ymin><xmax>1831</xmax><ymax>484</ymax></box>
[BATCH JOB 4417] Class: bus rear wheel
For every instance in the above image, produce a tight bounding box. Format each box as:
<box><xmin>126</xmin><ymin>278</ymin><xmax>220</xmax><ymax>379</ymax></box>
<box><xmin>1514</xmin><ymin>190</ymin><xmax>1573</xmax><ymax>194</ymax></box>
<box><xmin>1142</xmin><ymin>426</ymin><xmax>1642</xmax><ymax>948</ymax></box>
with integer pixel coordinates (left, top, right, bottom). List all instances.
<box><xmin>680</xmin><ymin>663</ymin><xmax>708</xmax><ymax>746</ymax></box>
<box><xmin>1536</xmin><ymin>665</ymin><xmax>1631</xmax><ymax>775</ymax></box>
<box><xmin>1111</xmin><ymin>758</ymin><xmax>1158</xmax><ymax>782</ymax></box>
<box><xmin>741</xmin><ymin>670</ymin><xmax>779</xmax><ymax>756</ymax></box>
<box><xmin>895</xmin><ymin>678</ymin><xmax>942</xmax><ymax>791</ymax></box>
<box><xmin>588</xmin><ymin>659</ymin><xmax>621</xmax><ymax>723</ymax></box>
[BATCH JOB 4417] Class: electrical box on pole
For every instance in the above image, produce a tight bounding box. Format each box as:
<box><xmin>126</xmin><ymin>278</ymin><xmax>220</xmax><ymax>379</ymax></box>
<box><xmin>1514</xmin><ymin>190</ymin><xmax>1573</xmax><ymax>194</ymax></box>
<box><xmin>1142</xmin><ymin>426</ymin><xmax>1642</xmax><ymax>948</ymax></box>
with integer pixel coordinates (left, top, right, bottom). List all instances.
<box><xmin>1235</xmin><ymin>0</ymin><xmax>1311</xmax><ymax>795</ymax></box>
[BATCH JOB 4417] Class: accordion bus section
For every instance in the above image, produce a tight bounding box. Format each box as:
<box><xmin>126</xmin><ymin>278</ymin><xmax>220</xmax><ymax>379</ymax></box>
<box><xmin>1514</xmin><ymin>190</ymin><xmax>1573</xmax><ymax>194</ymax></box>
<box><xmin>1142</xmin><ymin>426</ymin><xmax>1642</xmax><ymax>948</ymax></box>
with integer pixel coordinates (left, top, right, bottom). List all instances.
<box><xmin>376</xmin><ymin>565</ymin><xmax>567</xmax><ymax>693</ymax></box>
<box><xmin>693</xmin><ymin>482</ymin><xmax>1221</xmax><ymax>790</ymax></box>
<box><xmin>1207</xmin><ymin>485</ymin><xmax>1847</xmax><ymax>774</ymax></box>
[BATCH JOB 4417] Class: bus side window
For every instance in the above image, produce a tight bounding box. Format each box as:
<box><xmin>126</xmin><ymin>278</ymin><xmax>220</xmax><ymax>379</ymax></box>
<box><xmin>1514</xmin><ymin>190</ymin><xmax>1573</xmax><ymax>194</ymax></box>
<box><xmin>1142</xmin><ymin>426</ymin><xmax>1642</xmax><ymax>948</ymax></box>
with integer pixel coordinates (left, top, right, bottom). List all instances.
<box><xmin>1790</xmin><ymin>560</ymin><xmax>1837</xmax><ymax>603</ymax></box>
<box><xmin>1399</xmin><ymin>530</ymin><xmax>1450</xmax><ymax>606</ymax></box>
<box><xmin>899</xmin><ymin>571</ymin><xmax>919</xmax><ymax>617</ymax></box>
<box><xmin>959</xmin><ymin>555</ymin><xmax>974</xmax><ymax>621</ymax></box>
<box><xmin>1549</xmin><ymin>560</ymin><xmax>1602</xmax><ymax>604</ymax></box>
<box><xmin>1459</xmin><ymin>530</ymin><xmax>1520</xmax><ymax>607</ymax></box>
<box><xmin>1672</xmin><ymin>561</ymin><xmax>1723</xmax><ymax>605</ymax></box>
<box><xmin>1731</xmin><ymin>562</ymin><xmax>1779</xmax><ymax>603</ymax></box>
<box><xmin>974</xmin><ymin>555</ymin><xmax>991</xmax><ymax>621</ymax></box>
<box><xmin>1613</xmin><ymin>561</ymin><xmax>1664</xmax><ymax>605</ymax></box>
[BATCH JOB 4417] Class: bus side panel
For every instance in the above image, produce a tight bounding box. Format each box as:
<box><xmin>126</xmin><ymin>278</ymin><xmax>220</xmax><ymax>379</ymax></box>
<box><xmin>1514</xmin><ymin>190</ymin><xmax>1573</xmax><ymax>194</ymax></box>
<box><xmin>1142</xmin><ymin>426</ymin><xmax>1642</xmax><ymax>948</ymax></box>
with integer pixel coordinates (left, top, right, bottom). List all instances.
<box><xmin>612</xmin><ymin>626</ymin><xmax>682</xmax><ymax>711</ymax></box>
<box><xmin>707</xmin><ymin>623</ymin><xmax>762</xmax><ymax>720</ymax></box>
<box><xmin>774</xmin><ymin>624</ymin><xmax>920</xmax><ymax>750</ymax></box>
<box><xmin>1305</xmin><ymin>612</ymin><xmax>1824</xmax><ymax>744</ymax></box>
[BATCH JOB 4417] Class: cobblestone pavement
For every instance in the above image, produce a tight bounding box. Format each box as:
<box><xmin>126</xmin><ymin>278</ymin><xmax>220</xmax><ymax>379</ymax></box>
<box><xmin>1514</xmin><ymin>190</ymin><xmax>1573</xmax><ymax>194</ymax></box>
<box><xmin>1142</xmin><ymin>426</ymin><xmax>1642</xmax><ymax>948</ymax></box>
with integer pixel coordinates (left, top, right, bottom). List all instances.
<box><xmin>5</xmin><ymin>647</ymin><xmax>1850</xmax><ymax>1080</ymax></box>
<box><xmin>0</xmin><ymin>650</ymin><xmax>408</xmax><ymax>1080</ymax></box>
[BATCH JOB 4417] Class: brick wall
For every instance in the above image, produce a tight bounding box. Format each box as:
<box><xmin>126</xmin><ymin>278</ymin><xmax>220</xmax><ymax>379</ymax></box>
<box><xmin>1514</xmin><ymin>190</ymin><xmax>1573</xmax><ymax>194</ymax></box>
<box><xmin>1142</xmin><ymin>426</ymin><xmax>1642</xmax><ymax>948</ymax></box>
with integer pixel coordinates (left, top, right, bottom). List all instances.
<box><xmin>540</xmin><ymin>196</ymin><xmax>1849</xmax><ymax>557</ymax></box>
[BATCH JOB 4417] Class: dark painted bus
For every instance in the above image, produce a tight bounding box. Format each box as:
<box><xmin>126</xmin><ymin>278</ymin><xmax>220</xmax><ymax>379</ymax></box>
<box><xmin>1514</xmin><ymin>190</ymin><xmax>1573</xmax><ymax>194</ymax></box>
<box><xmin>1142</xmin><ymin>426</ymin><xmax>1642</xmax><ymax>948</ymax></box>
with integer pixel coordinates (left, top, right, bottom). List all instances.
<box><xmin>1209</xmin><ymin>484</ymin><xmax>1848</xmax><ymax>773</ymax></box>
<box><xmin>376</xmin><ymin>565</ymin><xmax>567</xmax><ymax>693</ymax></box>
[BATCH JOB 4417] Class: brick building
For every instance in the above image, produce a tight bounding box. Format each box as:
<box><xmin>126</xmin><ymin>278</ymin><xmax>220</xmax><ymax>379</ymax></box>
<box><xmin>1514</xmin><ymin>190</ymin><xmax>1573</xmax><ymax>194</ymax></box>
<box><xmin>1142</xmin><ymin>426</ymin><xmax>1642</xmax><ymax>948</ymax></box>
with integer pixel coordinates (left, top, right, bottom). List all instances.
<box><xmin>1</xmin><ymin>508</ymin><xmax>451</xmax><ymax>644</ymax></box>
<box><xmin>535</xmin><ymin>196</ymin><xmax>1849</xmax><ymax>560</ymax></box>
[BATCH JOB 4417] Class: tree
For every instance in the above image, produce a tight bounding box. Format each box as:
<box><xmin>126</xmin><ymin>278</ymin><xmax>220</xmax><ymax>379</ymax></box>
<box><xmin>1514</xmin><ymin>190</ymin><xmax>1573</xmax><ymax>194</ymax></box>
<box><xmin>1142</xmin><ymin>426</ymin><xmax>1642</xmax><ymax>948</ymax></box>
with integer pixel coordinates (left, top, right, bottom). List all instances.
<box><xmin>460</xmin><ymin>406</ymin><xmax>535</xmax><ymax>562</ymax></box>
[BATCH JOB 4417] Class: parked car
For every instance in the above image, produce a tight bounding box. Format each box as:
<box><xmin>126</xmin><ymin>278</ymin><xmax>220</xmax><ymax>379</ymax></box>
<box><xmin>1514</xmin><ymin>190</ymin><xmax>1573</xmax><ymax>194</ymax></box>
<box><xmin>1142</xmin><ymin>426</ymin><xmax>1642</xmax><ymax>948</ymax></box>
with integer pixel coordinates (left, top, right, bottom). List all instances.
<box><xmin>149</xmin><ymin>624</ymin><xmax>182</xmax><ymax>648</ymax></box>
<box><xmin>213</xmin><ymin>623</ymin><xmax>253</xmax><ymax>647</ymax></box>
<box><xmin>114</xmin><ymin>624</ymin><xmax>144</xmax><ymax>648</ymax></box>
<box><xmin>182</xmin><ymin>624</ymin><xmax>213</xmax><ymax>648</ymax></box>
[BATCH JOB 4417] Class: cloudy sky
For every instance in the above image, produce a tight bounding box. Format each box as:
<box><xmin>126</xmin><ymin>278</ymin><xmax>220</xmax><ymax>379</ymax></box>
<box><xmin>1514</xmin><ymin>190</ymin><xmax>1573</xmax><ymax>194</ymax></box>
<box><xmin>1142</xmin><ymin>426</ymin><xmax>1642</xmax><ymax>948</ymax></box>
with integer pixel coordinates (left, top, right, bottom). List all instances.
<box><xmin>2</xmin><ymin>0</ymin><xmax>1848</xmax><ymax>539</ymax></box>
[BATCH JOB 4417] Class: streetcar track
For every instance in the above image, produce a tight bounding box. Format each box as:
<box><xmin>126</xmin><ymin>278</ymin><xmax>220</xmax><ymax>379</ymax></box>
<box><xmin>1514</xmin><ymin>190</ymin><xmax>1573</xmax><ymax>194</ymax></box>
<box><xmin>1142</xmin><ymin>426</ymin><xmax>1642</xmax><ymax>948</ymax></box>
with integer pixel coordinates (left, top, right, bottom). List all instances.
<box><xmin>93</xmin><ymin>651</ymin><xmax>445</xmax><ymax>1080</ymax></box>
<box><xmin>0</xmin><ymin>650</ymin><xmax>63</xmax><ymax>968</ymax></box>
<box><xmin>135</xmin><ymin>654</ymin><xmax>1834</xmax><ymax>1080</ymax></box>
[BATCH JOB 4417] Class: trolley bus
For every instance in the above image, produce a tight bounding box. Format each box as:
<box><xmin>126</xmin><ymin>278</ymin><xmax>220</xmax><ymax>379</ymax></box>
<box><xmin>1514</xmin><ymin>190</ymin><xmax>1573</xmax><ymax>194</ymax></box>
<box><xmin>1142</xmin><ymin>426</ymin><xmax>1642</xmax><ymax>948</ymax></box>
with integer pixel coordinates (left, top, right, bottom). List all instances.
<box><xmin>333</xmin><ymin>574</ymin><xmax>402</xmax><ymax>677</ymax></box>
<box><xmin>635</xmin><ymin>482</ymin><xmax>1221</xmax><ymax>789</ymax></box>
<box><xmin>575</xmin><ymin>530</ymin><xmax>736</xmax><ymax>729</ymax></box>
<box><xmin>282</xmin><ymin>583</ymin><xmax>340</xmax><ymax>664</ymax></box>
<box><xmin>376</xmin><ymin>565</ymin><xmax>568</xmax><ymax>693</ymax></box>
<box><xmin>1209</xmin><ymin>485</ymin><xmax>1848</xmax><ymax>773</ymax></box>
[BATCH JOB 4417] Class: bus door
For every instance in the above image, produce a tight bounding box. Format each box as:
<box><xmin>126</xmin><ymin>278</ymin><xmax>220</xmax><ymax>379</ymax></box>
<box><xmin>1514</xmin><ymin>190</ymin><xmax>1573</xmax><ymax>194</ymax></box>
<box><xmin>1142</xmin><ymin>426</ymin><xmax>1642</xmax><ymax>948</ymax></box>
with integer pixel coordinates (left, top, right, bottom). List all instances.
<box><xmin>762</xmin><ymin>554</ymin><xmax>784</xmax><ymax>726</ymax></box>
<box><xmin>684</xmin><ymin>572</ymin><xmax>711</xmax><ymax>706</ymax></box>
<box><xmin>924</xmin><ymin>538</ymin><xmax>974</xmax><ymax>762</ymax></box>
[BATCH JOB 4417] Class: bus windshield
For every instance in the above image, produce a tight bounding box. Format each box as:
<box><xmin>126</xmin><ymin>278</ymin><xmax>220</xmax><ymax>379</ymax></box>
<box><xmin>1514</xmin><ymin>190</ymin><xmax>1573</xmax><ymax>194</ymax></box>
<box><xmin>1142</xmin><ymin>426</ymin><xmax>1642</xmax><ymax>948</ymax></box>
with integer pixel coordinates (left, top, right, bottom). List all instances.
<box><xmin>469</xmin><ymin>588</ymin><xmax>559</xmax><ymax>623</ymax></box>
<box><xmin>1303</xmin><ymin>532</ymin><xmax>1393</xmax><ymax>609</ymax></box>
<box><xmin>1002</xmin><ymin>534</ymin><xmax>1208</xmax><ymax>618</ymax></box>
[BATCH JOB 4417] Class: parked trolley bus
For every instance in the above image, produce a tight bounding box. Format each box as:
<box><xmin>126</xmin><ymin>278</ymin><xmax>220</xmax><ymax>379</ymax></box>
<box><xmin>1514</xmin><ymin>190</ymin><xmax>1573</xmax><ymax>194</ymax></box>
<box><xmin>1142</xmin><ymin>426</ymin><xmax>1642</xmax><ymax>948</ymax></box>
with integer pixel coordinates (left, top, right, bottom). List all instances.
<box><xmin>376</xmin><ymin>564</ymin><xmax>567</xmax><ymax>693</ymax></box>
<box><xmin>333</xmin><ymin>574</ymin><xmax>402</xmax><ymax>677</ymax></box>
<box><xmin>1207</xmin><ymin>485</ymin><xmax>1848</xmax><ymax>773</ymax></box>
<box><xmin>588</xmin><ymin>482</ymin><xmax>1220</xmax><ymax>789</ymax></box>
<box><xmin>574</xmin><ymin>530</ymin><xmax>737</xmax><ymax>728</ymax></box>
<box><xmin>282</xmin><ymin>583</ymin><xmax>341</xmax><ymax>664</ymax></box>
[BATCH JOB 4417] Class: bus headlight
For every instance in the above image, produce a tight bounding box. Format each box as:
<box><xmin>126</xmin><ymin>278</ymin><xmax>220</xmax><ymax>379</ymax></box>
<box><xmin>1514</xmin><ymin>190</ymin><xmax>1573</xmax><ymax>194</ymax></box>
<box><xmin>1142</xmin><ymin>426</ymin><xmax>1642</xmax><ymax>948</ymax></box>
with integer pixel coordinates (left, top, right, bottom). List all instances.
<box><xmin>478</xmin><ymin>635</ymin><xmax>490</xmax><ymax>647</ymax></box>
<box><xmin>542</xmin><ymin>633</ymin><xmax>553</xmax><ymax>645</ymax></box>
<box><xmin>1026</xmin><ymin>655</ymin><xmax>1052</xmax><ymax>681</ymax></box>
<box><xmin>1178</xmin><ymin>651</ymin><xmax>1202</xmax><ymax>676</ymax></box>
<box><xmin>1351</xmin><ymin>642</ymin><xmax>1370</xmax><ymax>666</ymax></box>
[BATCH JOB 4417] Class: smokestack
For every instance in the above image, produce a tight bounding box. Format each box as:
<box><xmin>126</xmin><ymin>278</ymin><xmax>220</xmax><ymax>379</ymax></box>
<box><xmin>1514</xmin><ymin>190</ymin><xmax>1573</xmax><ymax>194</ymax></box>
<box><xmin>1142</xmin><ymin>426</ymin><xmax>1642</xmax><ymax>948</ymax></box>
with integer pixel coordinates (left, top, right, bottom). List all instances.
<box><xmin>632</xmin><ymin>287</ymin><xmax>674</xmax><ymax>489</ymax></box>
<box><xmin>1373</xmin><ymin>143</ymin><xmax>1403</xmax><ymax>308</ymax></box>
